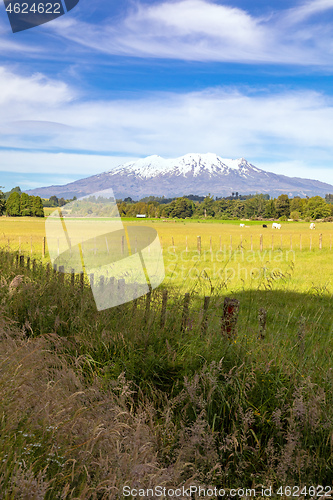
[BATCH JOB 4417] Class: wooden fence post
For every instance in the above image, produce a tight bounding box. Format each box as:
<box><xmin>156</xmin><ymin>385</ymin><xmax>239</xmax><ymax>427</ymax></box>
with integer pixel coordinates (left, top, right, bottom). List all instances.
<box><xmin>32</xmin><ymin>259</ymin><xmax>36</xmax><ymax>273</ymax></box>
<box><xmin>300</xmin><ymin>234</ymin><xmax>302</xmax><ymax>251</ymax></box>
<box><xmin>221</xmin><ymin>297</ymin><xmax>240</xmax><ymax>338</ymax></box>
<box><xmin>181</xmin><ymin>293</ymin><xmax>190</xmax><ymax>332</ymax></box>
<box><xmin>71</xmin><ymin>269</ymin><xmax>75</xmax><ymax>287</ymax></box>
<box><xmin>89</xmin><ymin>273</ymin><xmax>94</xmax><ymax>287</ymax></box>
<box><xmin>240</xmin><ymin>234</ymin><xmax>243</xmax><ymax>252</ymax></box>
<box><xmin>160</xmin><ymin>290</ymin><xmax>168</xmax><ymax>328</ymax></box>
<box><xmin>42</xmin><ymin>237</ymin><xmax>46</xmax><ymax>258</ymax></box>
<box><xmin>219</xmin><ymin>235</ymin><xmax>222</xmax><ymax>252</ymax></box>
<box><xmin>201</xmin><ymin>296</ymin><xmax>210</xmax><ymax>335</ymax></box>
<box><xmin>197</xmin><ymin>236</ymin><xmax>201</xmax><ymax>255</ymax></box>
<box><xmin>20</xmin><ymin>255</ymin><xmax>24</xmax><ymax>267</ymax></box>
<box><xmin>26</xmin><ymin>256</ymin><xmax>30</xmax><ymax>270</ymax></box>
<box><xmin>144</xmin><ymin>290</ymin><xmax>151</xmax><ymax>321</ymax></box>
<box><xmin>59</xmin><ymin>265</ymin><xmax>65</xmax><ymax>283</ymax></box>
<box><xmin>79</xmin><ymin>271</ymin><xmax>84</xmax><ymax>291</ymax></box>
<box><xmin>210</xmin><ymin>236</ymin><xmax>212</xmax><ymax>253</ymax></box>
<box><xmin>172</xmin><ymin>236</ymin><xmax>175</xmax><ymax>254</ymax></box>
<box><xmin>230</xmin><ymin>235</ymin><xmax>232</xmax><ymax>252</ymax></box>
<box><xmin>258</xmin><ymin>308</ymin><xmax>267</xmax><ymax>339</ymax></box>
<box><xmin>319</xmin><ymin>233</ymin><xmax>322</xmax><ymax>250</ymax></box>
<box><xmin>260</xmin><ymin>234</ymin><xmax>263</xmax><ymax>252</ymax></box>
<box><xmin>290</xmin><ymin>234</ymin><xmax>292</xmax><ymax>251</ymax></box>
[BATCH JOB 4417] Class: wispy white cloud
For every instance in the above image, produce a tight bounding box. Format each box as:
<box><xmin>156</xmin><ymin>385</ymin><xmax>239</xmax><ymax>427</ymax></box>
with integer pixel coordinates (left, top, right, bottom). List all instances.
<box><xmin>48</xmin><ymin>0</ymin><xmax>333</xmax><ymax>65</ymax></box>
<box><xmin>2</xmin><ymin>66</ymin><xmax>333</xmax><ymax>183</ymax></box>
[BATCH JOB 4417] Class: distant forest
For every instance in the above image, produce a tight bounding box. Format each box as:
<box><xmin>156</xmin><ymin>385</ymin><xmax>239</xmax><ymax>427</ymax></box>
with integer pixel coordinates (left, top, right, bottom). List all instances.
<box><xmin>2</xmin><ymin>187</ymin><xmax>333</xmax><ymax>220</ymax></box>
<box><xmin>117</xmin><ymin>193</ymin><xmax>333</xmax><ymax>221</ymax></box>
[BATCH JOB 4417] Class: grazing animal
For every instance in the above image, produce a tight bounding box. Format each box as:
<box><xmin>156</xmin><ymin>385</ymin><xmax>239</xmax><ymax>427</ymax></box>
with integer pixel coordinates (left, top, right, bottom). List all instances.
<box><xmin>262</xmin><ymin>224</ymin><xmax>267</xmax><ymax>228</ymax></box>
<box><xmin>310</xmin><ymin>223</ymin><xmax>316</xmax><ymax>229</ymax></box>
<box><xmin>240</xmin><ymin>223</ymin><xmax>245</xmax><ymax>227</ymax></box>
<box><xmin>272</xmin><ymin>222</ymin><xmax>281</xmax><ymax>229</ymax></box>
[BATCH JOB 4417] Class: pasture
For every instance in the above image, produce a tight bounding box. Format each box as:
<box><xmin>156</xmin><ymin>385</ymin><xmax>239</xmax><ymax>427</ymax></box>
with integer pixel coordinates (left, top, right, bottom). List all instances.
<box><xmin>0</xmin><ymin>216</ymin><xmax>333</xmax><ymax>495</ymax></box>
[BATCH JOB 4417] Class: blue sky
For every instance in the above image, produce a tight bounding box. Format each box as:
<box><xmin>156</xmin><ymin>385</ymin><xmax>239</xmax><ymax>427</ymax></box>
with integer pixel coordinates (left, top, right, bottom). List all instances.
<box><xmin>1</xmin><ymin>0</ymin><xmax>333</xmax><ymax>191</ymax></box>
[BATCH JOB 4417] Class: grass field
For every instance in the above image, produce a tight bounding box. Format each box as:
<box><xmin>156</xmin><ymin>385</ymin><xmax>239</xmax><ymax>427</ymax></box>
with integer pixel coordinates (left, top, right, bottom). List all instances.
<box><xmin>2</xmin><ymin>216</ymin><xmax>333</xmax><ymax>294</ymax></box>
<box><xmin>0</xmin><ymin>216</ymin><xmax>333</xmax><ymax>496</ymax></box>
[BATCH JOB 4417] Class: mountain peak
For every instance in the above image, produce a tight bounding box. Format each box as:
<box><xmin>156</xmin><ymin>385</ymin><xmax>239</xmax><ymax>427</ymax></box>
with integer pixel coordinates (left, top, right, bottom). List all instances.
<box><xmin>25</xmin><ymin>153</ymin><xmax>333</xmax><ymax>200</ymax></box>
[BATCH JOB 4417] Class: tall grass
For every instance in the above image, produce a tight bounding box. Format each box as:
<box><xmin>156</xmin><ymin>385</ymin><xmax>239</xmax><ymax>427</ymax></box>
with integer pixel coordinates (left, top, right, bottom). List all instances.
<box><xmin>0</xmin><ymin>249</ymin><xmax>332</xmax><ymax>498</ymax></box>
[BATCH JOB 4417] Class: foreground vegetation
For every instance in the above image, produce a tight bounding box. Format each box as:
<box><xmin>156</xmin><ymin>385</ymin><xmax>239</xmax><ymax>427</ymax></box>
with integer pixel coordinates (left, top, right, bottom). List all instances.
<box><xmin>0</xmin><ymin>247</ymin><xmax>333</xmax><ymax>498</ymax></box>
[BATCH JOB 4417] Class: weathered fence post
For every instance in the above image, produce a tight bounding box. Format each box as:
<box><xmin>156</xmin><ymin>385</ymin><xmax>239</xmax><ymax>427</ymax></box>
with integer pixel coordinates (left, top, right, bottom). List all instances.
<box><xmin>59</xmin><ymin>265</ymin><xmax>65</xmax><ymax>284</ymax></box>
<box><xmin>258</xmin><ymin>307</ymin><xmax>267</xmax><ymax>339</ymax></box>
<box><xmin>172</xmin><ymin>236</ymin><xmax>175</xmax><ymax>254</ymax></box>
<box><xmin>300</xmin><ymin>234</ymin><xmax>302</xmax><ymax>251</ymax></box>
<box><xmin>221</xmin><ymin>297</ymin><xmax>240</xmax><ymax>338</ymax></box>
<box><xmin>197</xmin><ymin>236</ymin><xmax>201</xmax><ymax>255</ymax></box>
<box><xmin>319</xmin><ymin>233</ymin><xmax>322</xmax><ymax>250</ymax></box>
<box><xmin>20</xmin><ymin>255</ymin><xmax>24</xmax><ymax>267</ymax></box>
<box><xmin>42</xmin><ymin>236</ymin><xmax>46</xmax><ymax>258</ymax></box>
<box><xmin>240</xmin><ymin>234</ymin><xmax>243</xmax><ymax>252</ymax></box>
<box><xmin>46</xmin><ymin>262</ymin><xmax>50</xmax><ymax>278</ymax></box>
<box><xmin>219</xmin><ymin>235</ymin><xmax>222</xmax><ymax>252</ymax></box>
<box><xmin>118</xmin><ymin>279</ymin><xmax>125</xmax><ymax>303</ymax></box>
<box><xmin>260</xmin><ymin>234</ymin><xmax>263</xmax><ymax>252</ymax></box>
<box><xmin>71</xmin><ymin>269</ymin><xmax>75</xmax><ymax>287</ymax></box>
<box><xmin>144</xmin><ymin>289</ymin><xmax>151</xmax><ymax>321</ymax></box>
<box><xmin>181</xmin><ymin>293</ymin><xmax>190</xmax><ymax>332</ymax></box>
<box><xmin>26</xmin><ymin>256</ymin><xmax>30</xmax><ymax>270</ymax></box>
<box><xmin>210</xmin><ymin>236</ymin><xmax>212</xmax><ymax>253</ymax></box>
<box><xmin>160</xmin><ymin>290</ymin><xmax>168</xmax><ymax>328</ymax></box>
<box><xmin>79</xmin><ymin>271</ymin><xmax>84</xmax><ymax>291</ymax></box>
<box><xmin>230</xmin><ymin>235</ymin><xmax>232</xmax><ymax>252</ymax></box>
<box><xmin>89</xmin><ymin>273</ymin><xmax>94</xmax><ymax>287</ymax></box>
<box><xmin>32</xmin><ymin>259</ymin><xmax>36</xmax><ymax>273</ymax></box>
<box><xmin>201</xmin><ymin>296</ymin><xmax>210</xmax><ymax>335</ymax></box>
<box><xmin>290</xmin><ymin>234</ymin><xmax>292</xmax><ymax>251</ymax></box>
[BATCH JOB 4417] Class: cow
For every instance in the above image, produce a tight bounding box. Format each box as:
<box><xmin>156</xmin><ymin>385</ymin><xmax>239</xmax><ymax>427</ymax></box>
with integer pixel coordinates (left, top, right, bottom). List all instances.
<box><xmin>272</xmin><ymin>223</ymin><xmax>281</xmax><ymax>229</ymax></box>
<box><xmin>310</xmin><ymin>223</ymin><xmax>316</xmax><ymax>229</ymax></box>
<box><xmin>262</xmin><ymin>224</ymin><xmax>267</xmax><ymax>228</ymax></box>
<box><xmin>240</xmin><ymin>223</ymin><xmax>245</xmax><ymax>227</ymax></box>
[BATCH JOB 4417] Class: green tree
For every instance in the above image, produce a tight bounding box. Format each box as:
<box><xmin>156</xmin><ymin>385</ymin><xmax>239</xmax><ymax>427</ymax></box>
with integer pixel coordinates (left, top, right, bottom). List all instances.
<box><xmin>170</xmin><ymin>197</ymin><xmax>195</xmax><ymax>218</ymax></box>
<box><xmin>265</xmin><ymin>199</ymin><xmax>277</xmax><ymax>218</ymax></box>
<box><xmin>6</xmin><ymin>192</ymin><xmax>21</xmax><ymax>216</ymax></box>
<box><xmin>244</xmin><ymin>194</ymin><xmax>267</xmax><ymax>218</ymax></box>
<box><xmin>32</xmin><ymin>196</ymin><xmax>45</xmax><ymax>217</ymax></box>
<box><xmin>20</xmin><ymin>193</ymin><xmax>32</xmax><ymax>216</ymax></box>
<box><xmin>305</xmin><ymin>196</ymin><xmax>331</xmax><ymax>220</ymax></box>
<box><xmin>275</xmin><ymin>194</ymin><xmax>290</xmax><ymax>218</ymax></box>
<box><xmin>0</xmin><ymin>187</ymin><xmax>6</xmax><ymax>215</ymax></box>
<box><xmin>49</xmin><ymin>195</ymin><xmax>59</xmax><ymax>207</ymax></box>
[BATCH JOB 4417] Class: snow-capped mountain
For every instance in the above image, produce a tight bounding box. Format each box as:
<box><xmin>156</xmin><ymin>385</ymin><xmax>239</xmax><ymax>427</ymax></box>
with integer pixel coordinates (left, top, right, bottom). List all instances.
<box><xmin>25</xmin><ymin>153</ymin><xmax>333</xmax><ymax>199</ymax></box>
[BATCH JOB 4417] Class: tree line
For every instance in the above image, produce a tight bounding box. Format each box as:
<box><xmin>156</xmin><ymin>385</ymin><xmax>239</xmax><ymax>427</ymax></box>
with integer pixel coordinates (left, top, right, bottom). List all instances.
<box><xmin>117</xmin><ymin>193</ymin><xmax>333</xmax><ymax>220</ymax></box>
<box><xmin>0</xmin><ymin>190</ymin><xmax>44</xmax><ymax>217</ymax></box>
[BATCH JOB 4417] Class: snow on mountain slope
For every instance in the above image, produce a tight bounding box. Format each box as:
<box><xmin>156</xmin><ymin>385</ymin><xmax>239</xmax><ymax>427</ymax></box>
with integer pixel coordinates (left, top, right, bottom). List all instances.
<box><xmin>107</xmin><ymin>153</ymin><xmax>262</xmax><ymax>179</ymax></box>
<box><xmin>25</xmin><ymin>153</ymin><xmax>333</xmax><ymax>200</ymax></box>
